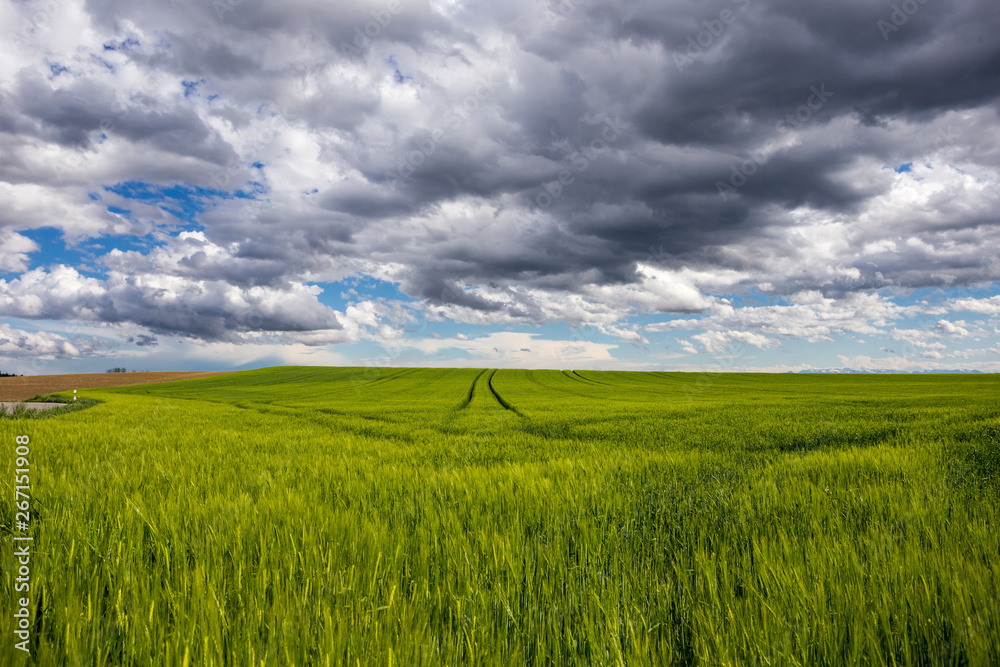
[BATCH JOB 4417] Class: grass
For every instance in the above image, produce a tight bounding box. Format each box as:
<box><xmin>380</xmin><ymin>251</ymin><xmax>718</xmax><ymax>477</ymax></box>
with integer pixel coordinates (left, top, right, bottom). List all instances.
<box><xmin>1</xmin><ymin>367</ymin><xmax>998</xmax><ymax>665</ymax></box>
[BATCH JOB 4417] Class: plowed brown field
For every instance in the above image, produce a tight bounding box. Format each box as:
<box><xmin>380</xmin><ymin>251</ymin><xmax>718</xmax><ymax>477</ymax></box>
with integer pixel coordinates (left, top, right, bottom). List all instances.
<box><xmin>0</xmin><ymin>371</ymin><xmax>232</xmax><ymax>401</ymax></box>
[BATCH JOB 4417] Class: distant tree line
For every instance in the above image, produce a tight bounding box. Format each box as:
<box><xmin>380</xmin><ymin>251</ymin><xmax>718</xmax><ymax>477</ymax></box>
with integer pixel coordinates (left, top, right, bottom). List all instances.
<box><xmin>106</xmin><ymin>367</ymin><xmax>130</xmax><ymax>373</ymax></box>
<box><xmin>0</xmin><ymin>371</ymin><xmax>22</xmax><ymax>377</ymax></box>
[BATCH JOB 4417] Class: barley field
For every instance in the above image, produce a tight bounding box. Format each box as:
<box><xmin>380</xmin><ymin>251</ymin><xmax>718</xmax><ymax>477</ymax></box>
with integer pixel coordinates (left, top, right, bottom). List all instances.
<box><xmin>2</xmin><ymin>367</ymin><xmax>998</xmax><ymax>665</ymax></box>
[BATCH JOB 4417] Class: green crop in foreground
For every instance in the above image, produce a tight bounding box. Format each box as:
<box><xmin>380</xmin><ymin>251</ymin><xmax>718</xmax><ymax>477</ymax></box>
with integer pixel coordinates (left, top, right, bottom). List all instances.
<box><xmin>1</xmin><ymin>367</ymin><xmax>998</xmax><ymax>665</ymax></box>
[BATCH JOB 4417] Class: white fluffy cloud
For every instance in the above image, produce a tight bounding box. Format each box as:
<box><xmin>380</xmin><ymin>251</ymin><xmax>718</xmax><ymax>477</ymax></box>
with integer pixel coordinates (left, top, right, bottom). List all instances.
<box><xmin>952</xmin><ymin>296</ymin><xmax>1000</xmax><ymax>315</ymax></box>
<box><xmin>403</xmin><ymin>331</ymin><xmax>620</xmax><ymax>368</ymax></box>
<box><xmin>649</xmin><ymin>291</ymin><xmax>908</xmax><ymax>340</ymax></box>
<box><xmin>0</xmin><ymin>265</ymin><xmax>347</xmax><ymax>340</ymax></box>
<box><xmin>0</xmin><ymin>229</ymin><xmax>37</xmax><ymax>273</ymax></box>
<box><xmin>0</xmin><ymin>322</ymin><xmax>108</xmax><ymax>359</ymax></box>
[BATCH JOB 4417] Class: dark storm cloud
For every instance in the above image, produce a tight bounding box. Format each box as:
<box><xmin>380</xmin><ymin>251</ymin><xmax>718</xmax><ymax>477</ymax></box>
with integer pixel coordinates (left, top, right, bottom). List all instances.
<box><xmin>145</xmin><ymin>32</ymin><xmax>261</xmax><ymax>79</ymax></box>
<box><xmin>625</xmin><ymin>0</ymin><xmax>1000</xmax><ymax>140</ymax></box>
<box><xmin>10</xmin><ymin>71</ymin><xmax>236</xmax><ymax>164</ymax></box>
<box><xmin>83</xmin><ymin>0</ymin><xmax>460</xmax><ymax>61</ymax></box>
<box><xmin>128</xmin><ymin>333</ymin><xmax>158</xmax><ymax>346</ymax></box>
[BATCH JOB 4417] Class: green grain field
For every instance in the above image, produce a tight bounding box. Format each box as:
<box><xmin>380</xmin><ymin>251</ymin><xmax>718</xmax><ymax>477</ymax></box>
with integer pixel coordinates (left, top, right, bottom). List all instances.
<box><xmin>2</xmin><ymin>367</ymin><xmax>999</xmax><ymax>666</ymax></box>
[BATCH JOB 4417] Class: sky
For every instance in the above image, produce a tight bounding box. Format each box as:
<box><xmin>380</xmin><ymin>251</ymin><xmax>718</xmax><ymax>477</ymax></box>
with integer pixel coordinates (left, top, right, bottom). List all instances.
<box><xmin>1</xmin><ymin>0</ymin><xmax>999</xmax><ymax>374</ymax></box>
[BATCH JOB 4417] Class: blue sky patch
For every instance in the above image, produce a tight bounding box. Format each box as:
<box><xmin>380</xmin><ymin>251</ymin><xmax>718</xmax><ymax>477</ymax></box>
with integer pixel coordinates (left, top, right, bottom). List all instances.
<box><xmin>182</xmin><ymin>79</ymin><xmax>207</xmax><ymax>98</ymax></box>
<box><xmin>104</xmin><ymin>181</ymin><xmax>254</xmax><ymax>228</ymax></box>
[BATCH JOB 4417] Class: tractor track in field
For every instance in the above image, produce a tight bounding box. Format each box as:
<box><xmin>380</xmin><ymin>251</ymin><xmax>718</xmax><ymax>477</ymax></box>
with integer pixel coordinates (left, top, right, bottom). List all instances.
<box><xmin>569</xmin><ymin>370</ymin><xmax>611</xmax><ymax>386</ymax></box>
<box><xmin>561</xmin><ymin>369</ymin><xmax>606</xmax><ymax>386</ymax></box>
<box><xmin>458</xmin><ymin>369</ymin><xmax>491</xmax><ymax>410</ymax></box>
<box><xmin>315</xmin><ymin>407</ymin><xmax>394</xmax><ymax>423</ymax></box>
<box><xmin>361</xmin><ymin>368</ymin><xmax>418</xmax><ymax>387</ymax></box>
<box><xmin>486</xmin><ymin>369</ymin><xmax>522</xmax><ymax>415</ymax></box>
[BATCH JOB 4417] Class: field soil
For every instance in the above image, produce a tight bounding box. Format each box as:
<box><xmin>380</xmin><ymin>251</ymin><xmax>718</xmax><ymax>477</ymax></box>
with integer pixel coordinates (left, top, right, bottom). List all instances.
<box><xmin>0</xmin><ymin>371</ymin><xmax>232</xmax><ymax>401</ymax></box>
